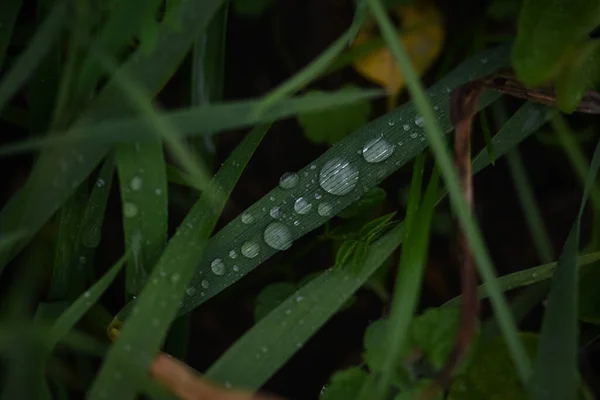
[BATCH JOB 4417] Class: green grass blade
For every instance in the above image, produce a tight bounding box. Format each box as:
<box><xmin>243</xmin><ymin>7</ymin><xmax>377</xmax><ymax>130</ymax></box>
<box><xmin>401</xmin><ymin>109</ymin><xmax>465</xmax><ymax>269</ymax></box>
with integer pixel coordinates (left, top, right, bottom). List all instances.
<box><xmin>88</xmin><ymin>124</ymin><xmax>270</xmax><ymax>400</ymax></box>
<box><xmin>192</xmin><ymin>100</ymin><xmax>549</xmax><ymax>393</ymax></box>
<box><xmin>80</xmin><ymin>156</ymin><xmax>115</xmax><ymax>248</ymax></box>
<box><xmin>531</xmin><ymin>139</ymin><xmax>600</xmax><ymax>400</ymax></box>
<box><xmin>369</xmin><ymin>0</ymin><xmax>532</xmax><ymax>382</ymax></box>
<box><xmin>206</xmin><ymin>224</ymin><xmax>405</xmax><ymax>390</ymax></box>
<box><xmin>0</xmin><ymin>0</ymin><xmax>225</xmax><ymax>272</ymax></box>
<box><xmin>507</xmin><ymin>148</ymin><xmax>554</xmax><ymax>263</ymax></box>
<box><xmin>0</xmin><ymin>0</ymin><xmax>66</xmax><ymax>113</ymax></box>
<box><xmin>46</xmin><ymin>254</ymin><xmax>128</xmax><ymax>351</ymax></box>
<box><xmin>116</xmin><ymin>140</ymin><xmax>168</xmax><ymax>297</ymax></box>
<box><xmin>0</xmin><ymin>0</ymin><xmax>23</xmax><ymax>70</ymax></box>
<box><xmin>114</xmin><ymin>43</ymin><xmax>511</xmax><ymax>324</ymax></box>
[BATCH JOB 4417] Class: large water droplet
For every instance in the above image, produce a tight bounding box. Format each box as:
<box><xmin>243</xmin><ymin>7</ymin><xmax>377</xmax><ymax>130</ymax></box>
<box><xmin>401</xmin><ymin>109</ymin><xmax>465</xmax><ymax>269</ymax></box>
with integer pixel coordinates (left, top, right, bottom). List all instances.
<box><xmin>415</xmin><ymin>116</ymin><xmax>426</xmax><ymax>127</ymax></box>
<box><xmin>318</xmin><ymin>202</ymin><xmax>333</xmax><ymax>216</ymax></box>
<box><xmin>319</xmin><ymin>158</ymin><xmax>359</xmax><ymax>196</ymax></box>
<box><xmin>362</xmin><ymin>137</ymin><xmax>395</xmax><ymax>163</ymax></box>
<box><xmin>123</xmin><ymin>202</ymin><xmax>138</xmax><ymax>218</ymax></box>
<box><xmin>130</xmin><ymin>176</ymin><xmax>143</xmax><ymax>191</ymax></box>
<box><xmin>211</xmin><ymin>258</ymin><xmax>226</xmax><ymax>275</ymax></box>
<box><xmin>241</xmin><ymin>212</ymin><xmax>254</xmax><ymax>224</ymax></box>
<box><xmin>279</xmin><ymin>172</ymin><xmax>299</xmax><ymax>189</ymax></box>
<box><xmin>294</xmin><ymin>197</ymin><xmax>312</xmax><ymax>214</ymax></box>
<box><xmin>270</xmin><ymin>206</ymin><xmax>281</xmax><ymax>219</ymax></box>
<box><xmin>263</xmin><ymin>222</ymin><xmax>293</xmax><ymax>250</ymax></box>
<box><xmin>241</xmin><ymin>241</ymin><xmax>260</xmax><ymax>258</ymax></box>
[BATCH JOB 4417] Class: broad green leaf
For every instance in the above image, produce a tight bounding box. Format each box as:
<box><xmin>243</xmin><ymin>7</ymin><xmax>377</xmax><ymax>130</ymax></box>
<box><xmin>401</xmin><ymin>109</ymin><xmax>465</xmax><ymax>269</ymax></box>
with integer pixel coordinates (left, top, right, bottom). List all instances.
<box><xmin>352</xmin><ymin>241</ymin><xmax>369</xmax><ymax>272</ymax></box>
<box><xmin>410</xmin><ymin>307</ymin><xmax>462</xmax><ymax>370</ymax></box>
<box><xmin>254</xmin><ymin>282</ymin><xmax>297</xmax><ymax>322</ymax></box>
<box><xmin>369</xmin><ymin>0</ymin><xmax>532</xmax><ymax>383</ymax></box>
<box><xmin>338</xmin><ymin>187</ymin><xmax>387</xmax><ymax>219</ymax></box>
<box><xmin>555</xmin><ymin>41</ymin><xmax>600</xmax><ymax>113</ymax></box>
<box><xmin>116</xmin><ymin>140</ymin><xmax>168</xmax><ymax>297</ymax></box>
<box><xmin>0</xmin><ymin>0</ymin><xmax>22</xmax><ymax>70</ymax></box>
<box><xmin>448</xmin><ymin>333</ymin><xmax>538</xmax><ymax>400</ymax></box>
<box><xmin>89</xmin><ymin>124</ymin><xmax>270</xmax><ymax>400</ymax></box>
<box><xmin>531</xmin><ymin>138</ymin><xmax>600</xmax><ymax>400</ymax></box>
<box><xmin>512</xmin><ymin>0</ymin><xmax>600</xmax><ymax>86</ymax></box>
<box><xmin>0</xmin><ymin>0</ymin><xmax>66</xmax><ymax>113</ymax></box>
<box><xmin>358</xmin><ymin>212</ymin><xmax>396</xmax><ymax>240</ymax></box>
<box><xmin>0</xmin><ymin>0</ymin><xmax>226</xmax><ymax>273</ymax></box>
<box><xmin>80</xmin><ymin>156</ymin><xmax>115</xmax><ymax>248</ymax></box>
<box><xmin>298</xmin><ymin>85</ymin><xmax>372</xmax><ymax>146</ymax></box>
<box><xmin>232</xmin><ymin>0</ymin><xmax>274</xmax><ymax>17</ymax></box>
<box><xmin>320</xmin><ymin>367</ymin><xmax>370</xmax><ymax>400</ymax></box>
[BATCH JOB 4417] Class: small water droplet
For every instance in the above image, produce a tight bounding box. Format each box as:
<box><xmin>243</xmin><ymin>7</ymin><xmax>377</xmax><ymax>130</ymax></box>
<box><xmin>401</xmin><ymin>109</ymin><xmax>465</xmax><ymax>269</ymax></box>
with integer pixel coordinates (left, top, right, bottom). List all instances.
<box><xmin>263</xmin><ymin>222</ymin><xmax>293</xmax><ymax>250</ymax></box>
<box><xmin>83</xmin><ymin>291</ymin><xmax>91</xmax><ymax>298</ymax></box>
<box><xmin>241</xmin><ymin>212</ymin><xmax>254</xmax><ymax>224</ymax></box>
<box><xmin>294</xmin><ymin>197</ymin><xmax>312</xmax><ymax>214</ymax></box>
<box><xmin>155</xmin><ymin>188</ymin><xmax>162</xmax><ymax>196</ymax></box>
<box><xmin>186</xmin><ymin>287</ymin><xmax>196</xmax><ymax>296</ymax></box>
<box><xmin>293</xmin><ymin>220</ymin><xmax>300</xmax><ymax>226</ymax></box>
<box><xmin>410</xmin><ymin>132</ymin><xmax>418</xmax><ymax>139</ymax></box>
<box><xmin>96</xmin><ymin>179</ymin><xmax>105</xmax><ymax>188</ymax></box>
<box><xmin>233</xmin><ymin>265</ymin><xmax>239</xmax><ymax>272</ymax></box>
<box><xmin>480</xmin><ymin>57</ymin><xmax>488</xmax><ymax>64</ymax></box>
<box><xmin>270</xmin><ymin>206</ymin><xmax>281</xmax><ymax>219</ymax></box>
<box><xmin>415</xmin><ymin>115</ymin><xmax>426</xmax><ymax>127</ymax></box>
<box><xmin>123</xmin><ymin>202</ymin><xmax>138</xmax><ymax>218</ymax></box>
<box><xmin>261</xmin><ymin>346</ymin><xmax>268</xmax><ymax>353</ymax></box>
<box><xmin>241</xmin><ymin>241</ymin><xmax>260</xmax><ymax>258</ymax></box>
<box><xmin>434</xmin><ymin>105</ymin><xmax>440</xmax><ymax>111</ymax></box>
<box><xmin>296</xmin><ymin>295</ymin><xmax>304</xmax><ymax>302</ymax></box>
<box><xmin>310</xmin><ymin>165</ymin><xmax>316</xmax><ymax>170</ymax></box>
<box><xmin>211</xmin><ymin>258</ymin><xmax>226</xmax><ymax>275</ymax></box>
<box><xmin>130</xmin><ymin>176</ymin><xmax>143</xmax><ymax>191</ymax></box>
<box><xmin>279</xmin><ymin>172</ymin><xmax>299</xmax><ymax>189</ymax></box>
<box><xmin>319</xmin><ymin>158</ymin><xmax>359</xmax><ymax>196</ymax></box>
<box><xmin>317</xmin><ymin>202</ymin><xmax>333</xmax><ymax>216</ymax></box>
<box><xmin>201</xmin><ymin>280</ymin><xmax>209</xmax><ymax>289</ymax></box>
<box><xmin>387</xmin><ymin>119</ymin><xmax>395</xmax><ymax>126</ymax></box>
<box><xmin>362</xmin><ymin>136</ymin><xmax>395</xmax><ymax>163</ymax></box>
<box><xmin>403</xmin><ymin>124</ymin><xmax>410</xmax><ymax>131</ymax></box>
<box><xmin>170</xmin><ymin>273</ymin><xmax>181</xmax><ymax>284</ymax></box>
<box><xmin>229</xmin><ymin>250</ymin><xmax>238</xmax><ymax>259</ymax></box>
<box><xmin>314</xmin><ymin>192</ymin><xmax>322</xmax><ymax>200</ymax></box>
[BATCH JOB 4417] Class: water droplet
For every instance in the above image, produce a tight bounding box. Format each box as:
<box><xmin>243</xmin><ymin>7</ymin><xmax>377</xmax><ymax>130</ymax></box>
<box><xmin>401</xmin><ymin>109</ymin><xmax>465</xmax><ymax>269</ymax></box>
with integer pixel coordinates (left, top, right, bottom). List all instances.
<box><xmin>294</xmin><ymin>197</ymin><xmax>312</xmax><ymax>214</ymax></box>
<box><xmin>279</xmin><ymin>172</ymin><xmax>299</xmax><ymax>189</ymax></box>
<box><xmin>318</xmin><ymin>202</ymin><xmax>333</xmax><ymax>216</ymax></box>
<box><xmin>83</xmin><ymin>291</ymin><xmax>91</xmax><ymax>298</ymax></box>
<box><xmin>270</xmin><ymin>206</ymin><xmax>281</xmax><ymax>219</ymax></box>
<box><xmin>155</xmin><ymin>188</ymin><xmax>162</xmax><ymax>196</ymax></box>
<box><xmin>310</xmin><ymin>165</ymin><xmax>316</xmax><ymax>170</ymax></box>
<box><xmin>388</xmin><ymin>119</ymin><xmax>395</xmax><ymax>126</ymax></box>
<box><xmin>263</xmin><ymin>222</ymin><xmax>293</xmax><ymax>250</ymax></box>
<box><xmin>480</xmin><ymin>57</ymin><xmax>488</xmax><ymax>64</ymax></box>
<box><xmin>261</xmin><ymin>346</ymin><xmax>268</xmax><ymax>353</ymax></box>
<box><xmin>410</xmin><ymin>132</ymin><xmax>418</xmax><ymax>139</ymax></box>
<box><xmin>319</xmin><ymin>158</ymin><xmax>359</xmax><ymax>196</ymax></box>
<box><xmin>293</xmin><ymin>220</ymin><xmax>300</xmax><ymax>226</ymax></box>
<box><xmin>211</xmin><ymin>258</ymin><xmax>226</xmax><ymax>275</ymax></box>
<box><xmin>296</xmin><ymin>295</ymin><xmax>304</xmax><ymax>302</ymax></box>
<box><xmin>241</xmin><ymin>212</ymin><xmax>254</xmax><ymax>224</ymax></box>
<box><xmin>170</xmin><ymin>273</ymin><xmax>181</xmax><ymax>284</ymax></box>
<box><xmin>403</xmin><ymin>124</ymin><xmax>410</xmax><ymax>131</ymax></box>
<box><xmin>434</xmin><ymin>105</ymin><xmax>440</xmax><ymax>111</ymax></box>
<box><xmin>233</xmin><ymin>265</ymin><xmax>239</xmax><ymax>272</ymax></box>
<box><xmin>96</xmin><ymin>179</ymin><xmax>105</xmax><ymax>188</ymax></box>
<box><xmin>123</xmin><ymin>202</ymin><xmax>138</xmax><ymax>218</ymax></box>
<box><xmin>241</xmin><ymin>241</ymin><xmax>260</xmax><ymax>258</ymax></box>
<box><xmin>130</xmin><ymin>176</ymin><xmax>143</xmax><ymax>191</ymax></box>
<box><xmin>314</xmin><ymin>192</ymin><xmax>322</xmax><ymax>200</ymax></box>
<box><xmin>229</xmin><ymin>250</ymin><xmax>238</xmax><ymax>259</ymax></box>
<box><xmin>201</xmin><ymin>280</ymin><xmax>209</xmax><ymax>289</ymax></box>
<box><xmin>415</xmin><ymin>116</ymin><xmax>425</xmax><ymax>127</ymax></box>
<box><xmin>362</xmin><ymin>136</ymin><xmax>395</xmax><ymax>163</ymax></box>
<box><xmin>185</xmin><ymin>287</ymin><xmax>196</xmax><ymax>296</ymax></box>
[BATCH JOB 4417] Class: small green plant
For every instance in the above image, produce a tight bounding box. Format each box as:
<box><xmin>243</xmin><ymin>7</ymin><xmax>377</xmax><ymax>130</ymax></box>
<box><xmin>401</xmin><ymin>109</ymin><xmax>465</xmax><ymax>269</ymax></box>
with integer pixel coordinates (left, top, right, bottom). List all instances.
<box><xmin>0</xmin><ymin>0</ymin><xmax>599</xmax><ymax>399</ymax></box>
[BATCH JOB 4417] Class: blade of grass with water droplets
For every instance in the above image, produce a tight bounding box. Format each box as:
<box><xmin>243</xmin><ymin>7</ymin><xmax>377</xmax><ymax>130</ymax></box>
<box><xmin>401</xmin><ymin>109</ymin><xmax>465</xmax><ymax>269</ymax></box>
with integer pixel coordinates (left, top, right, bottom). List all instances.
<box><xmin>0</xmin><ymin>0</ymin><xmax>66</xmax><ymax>113</ymax></box>
<box><xmin>0</xmin><ymin>0</ymin><xmax>225</xmax><ymax>273</ymax></box>
<box><xmin>116</xmin><ymin>140</ymin><xmax>168</xmax><ymax>297</ymax></box>
<box><xmin>531</xmin><ymin>138</ymin><xmax>600</xmax><ymax>400</ymax></box>
<box><xmin>88</xmin><ymin>124</ymin><xmax>270</xmax><ymax>400</ymax></box>
<box><xmin>369</xmin><ymin>0</ymin><xmax>532</xmax><ymax>383</ymax></box>
<box><xmin>195</xmin><ymin>100</ymin><xmax>551</xmax><ymax>392</ymax></box>
<box><xmin>0</xmin><ymin>0</ymin><xmax>23</xmax><ymax>70</ymax></box>
<box><xmin>80</xmin><ymin>156</ymin><xmax>115</xmax><ymax>248</ymax></box>
<box><xmin>113</xmin><ymin>43</ymin><xmax>511</xmax><ymax>325</ymax></box>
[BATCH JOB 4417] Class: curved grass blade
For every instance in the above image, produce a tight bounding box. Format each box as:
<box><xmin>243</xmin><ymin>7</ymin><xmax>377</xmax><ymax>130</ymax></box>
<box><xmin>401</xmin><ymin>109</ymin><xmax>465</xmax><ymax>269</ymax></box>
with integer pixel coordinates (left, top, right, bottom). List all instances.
<box><xmin>116</xmin><ymin>140</ymin><xmax>168</xmax><ymax>297</ymax></box>
<box><xmin>0</xmin><ymin>0</ymin><xmax>225</xmax><ymax>273</ymax></box>
<box><xmin>0</xmin><ymin>89</ymin><xmax>383</xmax><ymax>155</ymax></box>
<box><xmin>369</xmin><ymin>0</ymin><xmax>531</xmax><ymax>383</ymax></box>
<box><xmin>113</xmin><ymin>43</ymin><xmax>511</xmax><ymax>324</ymax></box>
<box><xmin>0</xmin><ymin>0</ymin><xmax>22</xmax><ymax>70</ymax></box>
<box><xmin>88</xmin><ymin>124</ymin><xmax>270</xmax><ymax>400</ymax></box>
<box><xmin>193</xmin><ymin>100</ymin><xmax>551</xmax><ymax>392</ymax></box>
<box><xmin>80</xmin><ymin>156</ymin><xmax>115</xmax><ymax>248</ymax></box>
<box><xmin>0</xmin><ymin>0</ymin><xmax>66</xmax><ymax>113</ymax></box>
<box><xmin>531</xmin><ymin>138</ymin><xmax>600</xmax><ymax>400</ymax></box>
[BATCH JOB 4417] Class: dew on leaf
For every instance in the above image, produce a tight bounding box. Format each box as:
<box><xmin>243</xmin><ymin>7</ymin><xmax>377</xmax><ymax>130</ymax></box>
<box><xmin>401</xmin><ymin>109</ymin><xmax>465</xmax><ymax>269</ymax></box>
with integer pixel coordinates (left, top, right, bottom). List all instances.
<box><xmin>319</xmin><ymin>158</ymin><xmax>359</xmax><ymax>196</ymax></box>
<box><xmin>241</xmin><ymin>212</ymin><xmax>254</xmax><ymax>224</ymax></box>
<box><xmin>263</xmin><ymin>222</ymin><xmax>293</xmax><ymax>251</ymax></box>
<box><xmin>318</xmin><ymin>202</ymin><xmax>333</xmax><ymax>216</ymax></box>
<box><xmin>211</xmin><ymin>258</ymin><xmax>226</xmax><ymax>275</ymax></box>
<box><xmin>279</xmin><ymin>172</ymin><xmax>299</xmax><ymax>189</ymax></box>
<box><xmin>362</xmin><ymin>136</ymin><xmax>395</xmax><ymax>163</ymax></box>
<box><xmin>241</xmin><ymin>241</ymin><xmax>260</xmax><ymax>258</ymax></box>
<box><xmin>294</xmin><ymin>197</ymin><xmax>312</xmax><ymax>214</ymax></box>
<box><xmin>123</xmin><ymin>202</ymin><xmax>139</xmax><ymax>218</ymax></box>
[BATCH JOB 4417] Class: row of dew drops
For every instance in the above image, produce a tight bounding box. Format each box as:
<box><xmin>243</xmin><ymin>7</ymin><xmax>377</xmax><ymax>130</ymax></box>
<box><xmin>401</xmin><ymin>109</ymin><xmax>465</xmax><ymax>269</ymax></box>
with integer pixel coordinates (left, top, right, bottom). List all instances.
<box><xmin>186</xmin><ymin>113</ymin><xmax>432</xmax><ymax>297</ymax></box>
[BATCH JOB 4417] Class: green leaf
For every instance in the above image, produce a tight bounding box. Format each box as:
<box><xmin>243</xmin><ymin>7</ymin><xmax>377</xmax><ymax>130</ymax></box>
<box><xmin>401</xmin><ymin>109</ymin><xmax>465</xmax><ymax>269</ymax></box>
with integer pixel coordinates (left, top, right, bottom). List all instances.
<box><xmin>80</xmin><ymin>156</ymin><xmax>115</xmax><ymax>249</ymax></box>
<box><xmin>531</xmin><ymin>138</ymin><xmax>600</xmax><ymax>400</ymax></box>
<box><xmin>338</xmin><ymin>187</ymin><xmax>387</xmax><ymax>219</ymax></box>
<box><xmin>411</xmin><ymin>307</ymin><xmax>462</xmax><ymax>370</ymax></box>
<box><xmin>320</xmin><ymin>367</ymin><xmax>370</xmax><ymax>400</ymax></box>
<box><xmin>89</xmin><ymin>124</ymin><xmax>270</xmax><ymax>400</ymax></box>
<box><xmin>232</xmin><ymin>0</ymin><xmax>274</xmax><ymax>17</ymax></box>
<box><xmin>448</xmin><ymin>333</ymin><xmax>539</xmax><ymax>400</ymax></box>
<box><xmin>363</xmin><ymin>319</ymin><xmax>411</xmax><ymax>385</ymax></box>
<box><xmin>352</xmin><ymin>241</ymin><xmax>369</xmax><ymax>273</ymax></box>
<box><xmin>359</xmin><ymin>212</ymin><xmax>397</xmax><ymax>242</ymax></box>
<box><xmin>0</xmin><ymin>0</ymin><xmax>22</xmax><ymax>70</ymax></box>
<box><xmin>116</xmin><ymin>140</ymin><xmax>168</xmax><ymax>296</ymax></box>
<box><xmin>254</xmin><ymin>282</ymin><xmax>297</xmax><ymax>322</ymax></box>
<box><xmin>555</xmin><ymin>41</ymin><xmax>600</xmax><ymax>113</ymax></box>
<box><xmin>512</xmin><ymin>0</ymin><xmax>600</xmax><ymax>86</ymax></box>
<box><xmin>298</xmin><ymin>85</ymin><xmax>372</xmax><ymax>146</ymax></box>
<box><xmin>335</xmin><ymin>241</ymin><xmax>358</xmax><ymax>269</ymax></box>
<box><xmin>0</xmin><ymin>0</ymin><xmax>226</xmax><ymax>273</ymax></box>
<box><xmin>395</xmin><ymin>380</ymin><xmax>442</xmax><ymax>400</ymax></box>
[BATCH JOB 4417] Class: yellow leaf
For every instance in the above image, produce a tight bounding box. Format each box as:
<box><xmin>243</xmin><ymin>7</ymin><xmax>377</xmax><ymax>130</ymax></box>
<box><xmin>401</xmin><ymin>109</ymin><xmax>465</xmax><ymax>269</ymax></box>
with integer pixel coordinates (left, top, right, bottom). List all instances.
<box><xmin>352</xmin><ymin>1</ymin><xmax>445</xmax><ymax>97</ymax></box>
